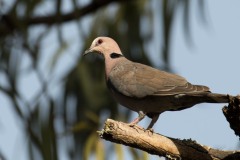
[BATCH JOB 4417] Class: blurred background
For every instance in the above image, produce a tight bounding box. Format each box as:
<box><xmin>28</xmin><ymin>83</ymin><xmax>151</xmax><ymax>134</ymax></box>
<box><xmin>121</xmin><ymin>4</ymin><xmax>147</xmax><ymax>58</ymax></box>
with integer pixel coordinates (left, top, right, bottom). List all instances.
<box><xmin>0</xmin><ymin>0</ymin><xmax>240</xmax><ymax>160</ymax></box>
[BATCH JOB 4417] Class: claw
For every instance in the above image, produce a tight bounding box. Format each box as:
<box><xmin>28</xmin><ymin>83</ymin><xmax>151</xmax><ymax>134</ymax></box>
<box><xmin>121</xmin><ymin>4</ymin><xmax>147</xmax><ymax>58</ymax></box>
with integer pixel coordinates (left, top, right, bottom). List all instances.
<box><xmin>145</xmin><ymin>128</ymin><xmax>154</xmax><ymax>136</ymax></box>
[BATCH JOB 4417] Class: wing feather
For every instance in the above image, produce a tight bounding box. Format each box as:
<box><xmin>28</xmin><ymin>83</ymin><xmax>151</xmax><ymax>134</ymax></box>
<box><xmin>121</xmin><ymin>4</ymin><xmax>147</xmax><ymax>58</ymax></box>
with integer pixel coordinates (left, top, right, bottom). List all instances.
<box><xmin>108</xmin><ymin>60</ymin><xmax>210</xmax><ymax>98</ymax></box>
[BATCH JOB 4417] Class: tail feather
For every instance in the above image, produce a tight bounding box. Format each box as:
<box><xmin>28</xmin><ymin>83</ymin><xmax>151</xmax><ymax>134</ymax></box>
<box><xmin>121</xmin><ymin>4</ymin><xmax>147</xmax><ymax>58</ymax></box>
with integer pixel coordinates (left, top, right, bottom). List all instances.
<box><xmin>195</xmin><ymin>85</ymin><xmax>210</xmax><ymax>92</ymax></box>
<box><xmin>205</xmin><ymin>93</ymin><xmax>231</xmax><ymax>103</ymax></box>
<box><xmin>170</xmin><ymin>92</ymin><xmax>232</xmax><ymax>110</ymax></box>
<box><xmin>181</xmin><ymin>92</ymin><xmax>232</xmax><ymax>105</ymax></box>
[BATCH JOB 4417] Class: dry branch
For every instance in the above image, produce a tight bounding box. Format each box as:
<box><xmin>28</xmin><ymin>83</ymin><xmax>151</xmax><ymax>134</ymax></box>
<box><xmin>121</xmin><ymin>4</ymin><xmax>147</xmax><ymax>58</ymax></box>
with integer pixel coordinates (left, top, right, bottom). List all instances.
<box><xmin>222</xmin><ymin>95</ymin><xmax>240</xmax><ymax>136</ymax></box>
<box><xmin>99</xmin><ymin>119</ymin><xmax>240</xmax><ymax>160</ymax></box>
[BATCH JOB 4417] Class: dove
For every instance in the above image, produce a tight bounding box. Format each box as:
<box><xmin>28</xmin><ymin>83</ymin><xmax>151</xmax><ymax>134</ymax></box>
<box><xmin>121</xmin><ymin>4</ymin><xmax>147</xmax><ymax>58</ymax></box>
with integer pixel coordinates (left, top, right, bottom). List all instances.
<box><xmin>84</xmin><ymin>37</ymin><xmax>231</xmax><ymax>129</ymax></box>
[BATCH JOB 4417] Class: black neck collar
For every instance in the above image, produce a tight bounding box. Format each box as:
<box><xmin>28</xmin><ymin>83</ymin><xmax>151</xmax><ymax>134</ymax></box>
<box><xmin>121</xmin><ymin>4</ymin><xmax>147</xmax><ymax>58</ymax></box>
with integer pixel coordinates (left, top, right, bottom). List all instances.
<box><xmin>110</xmin><ymin>53</ymin><xmax>123</xmax><ymax>59</ymax></box>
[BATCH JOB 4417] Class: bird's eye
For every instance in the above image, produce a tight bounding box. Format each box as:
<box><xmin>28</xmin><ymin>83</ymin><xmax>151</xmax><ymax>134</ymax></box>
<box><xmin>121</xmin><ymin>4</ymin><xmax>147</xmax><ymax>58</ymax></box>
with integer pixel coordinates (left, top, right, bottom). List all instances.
<box><xmin>96</xmin><ymin>39</ymin><xmax>103</xmax><ymax>45</ymax></box>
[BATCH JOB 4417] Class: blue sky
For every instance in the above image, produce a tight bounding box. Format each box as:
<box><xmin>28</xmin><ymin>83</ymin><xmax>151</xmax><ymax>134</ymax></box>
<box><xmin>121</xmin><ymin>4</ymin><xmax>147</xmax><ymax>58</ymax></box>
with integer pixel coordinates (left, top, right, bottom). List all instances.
<box><xmin>1</xmin><ymin>0</ymin><xmax>240</xmax><ymax>160</ymax></box>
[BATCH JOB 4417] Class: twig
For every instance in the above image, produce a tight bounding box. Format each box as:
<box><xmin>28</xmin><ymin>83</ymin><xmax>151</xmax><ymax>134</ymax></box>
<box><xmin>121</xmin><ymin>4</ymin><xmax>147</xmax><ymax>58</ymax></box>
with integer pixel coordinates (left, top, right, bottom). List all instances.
<box><xmin>0</xmin><ymin>0</ymin><xmax>132</xmax><ymax>36</ymax></box>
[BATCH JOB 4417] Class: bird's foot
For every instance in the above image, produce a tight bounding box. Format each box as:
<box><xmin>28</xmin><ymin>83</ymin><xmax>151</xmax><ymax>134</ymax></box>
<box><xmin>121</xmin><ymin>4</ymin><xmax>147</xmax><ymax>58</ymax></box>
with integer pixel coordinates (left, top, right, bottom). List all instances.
<box><xmin>128</xmin><ymin>122</ymin><xmax>138</xmax><ymax>130</ymax></box>
<box><xmin>145</xmin><ymin>128</ymin><xmax>154</xmax><ymax>136</ymax></box>
<box><xmin>127</xmin><ymin>123</ymin><xmax>143</xmax><ymax>133</ymax></box>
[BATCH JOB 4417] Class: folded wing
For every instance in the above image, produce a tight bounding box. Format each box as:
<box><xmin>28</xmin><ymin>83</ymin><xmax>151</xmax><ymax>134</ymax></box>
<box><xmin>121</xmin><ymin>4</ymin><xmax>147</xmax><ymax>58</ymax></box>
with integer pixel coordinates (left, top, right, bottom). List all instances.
<box><xmin>108</xmin><ymin>60</ymin><xmax>210</xmax><ymax>98</ymax></box>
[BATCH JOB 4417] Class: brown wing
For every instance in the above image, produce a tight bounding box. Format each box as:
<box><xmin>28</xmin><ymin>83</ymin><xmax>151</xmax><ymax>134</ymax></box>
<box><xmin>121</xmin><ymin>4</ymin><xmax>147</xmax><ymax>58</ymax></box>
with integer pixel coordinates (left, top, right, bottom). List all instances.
<box><xmin>108</xmin><ymin>60</ymin><xmax>210</xmax><ymax>98</ymax></box>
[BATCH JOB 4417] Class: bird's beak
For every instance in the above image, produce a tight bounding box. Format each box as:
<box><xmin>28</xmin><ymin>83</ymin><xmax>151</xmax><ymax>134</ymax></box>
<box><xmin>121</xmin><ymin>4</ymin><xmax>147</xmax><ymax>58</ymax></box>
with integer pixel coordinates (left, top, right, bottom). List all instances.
<box><xmin>83</xmin><ymin>48</ymin><xmax>92</xmax><ymax>56</ymax></box>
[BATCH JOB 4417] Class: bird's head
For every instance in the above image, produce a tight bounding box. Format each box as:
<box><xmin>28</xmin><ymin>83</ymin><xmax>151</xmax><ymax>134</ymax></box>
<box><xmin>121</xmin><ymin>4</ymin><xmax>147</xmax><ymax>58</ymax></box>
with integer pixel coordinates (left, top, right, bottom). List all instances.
<box><xmin>84</xmin><ymin>37</ymin><xmax>123</xmax><ymax>59</ymax></box>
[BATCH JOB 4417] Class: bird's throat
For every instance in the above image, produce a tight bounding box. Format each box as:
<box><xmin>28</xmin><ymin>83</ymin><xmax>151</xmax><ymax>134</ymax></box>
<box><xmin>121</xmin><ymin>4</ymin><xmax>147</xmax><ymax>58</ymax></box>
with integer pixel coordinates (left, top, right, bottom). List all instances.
<box><xmin>105</xmin><ymin>53</ymin><xmax>123</xmax><ymax>77</ymax></box>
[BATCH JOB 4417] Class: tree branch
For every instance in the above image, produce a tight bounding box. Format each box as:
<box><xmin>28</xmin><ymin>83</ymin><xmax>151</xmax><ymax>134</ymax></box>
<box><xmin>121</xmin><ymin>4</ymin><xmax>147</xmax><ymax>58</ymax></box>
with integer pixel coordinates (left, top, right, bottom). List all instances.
<box><xmin>222</xmin><ymin>95</ymin><xmax>240</xmax><ymax>136</ymax></box>
<box><xmin>0</xmin><ymin>0</ymin><xmax>132</xmax><ymax>36</ymax></box>
<box><xmin>99</xmin><ymin>119</ymin><xmax>240</xmax><ymax>160</ymax></box>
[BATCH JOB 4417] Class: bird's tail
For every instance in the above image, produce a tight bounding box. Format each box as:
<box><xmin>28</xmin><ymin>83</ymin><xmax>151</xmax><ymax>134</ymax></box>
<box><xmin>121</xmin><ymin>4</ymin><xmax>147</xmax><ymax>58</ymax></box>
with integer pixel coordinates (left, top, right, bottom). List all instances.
<box><xmin>204</xmin><ymin>93</ymin><xmax>232</xmax><ymax>103</ymax></box>
<box><xmin>182</xmin><ymin>92</ymin><xmax>232</xmax><ymax>105</ymax></box>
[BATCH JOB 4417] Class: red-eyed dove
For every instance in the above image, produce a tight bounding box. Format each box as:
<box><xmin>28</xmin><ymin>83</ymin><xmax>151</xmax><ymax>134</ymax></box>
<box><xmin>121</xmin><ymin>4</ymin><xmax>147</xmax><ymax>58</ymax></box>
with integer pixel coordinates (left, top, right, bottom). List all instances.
<box><xmin>84</xmin><ymin>37</ymin><xmax>231</xmax><ymax>129</ymax></box>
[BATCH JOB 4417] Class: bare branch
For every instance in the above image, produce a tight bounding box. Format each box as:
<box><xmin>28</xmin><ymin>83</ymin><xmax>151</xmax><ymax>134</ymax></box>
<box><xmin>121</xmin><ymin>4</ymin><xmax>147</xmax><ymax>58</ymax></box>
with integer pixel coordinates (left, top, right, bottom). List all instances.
<box><xmin>99</xmin><ymin>119</ymin><xmax>240</xmax><ymax>160</ymax></box>
<box><xmin>222</xmin><ymin>95</ymin><xmax>240</xmax><ymax>136</ymax></box>
<box><xmin>0</xmin><ymin>0</ymin><xmax>132</xmax><ymax>36</ymax></box>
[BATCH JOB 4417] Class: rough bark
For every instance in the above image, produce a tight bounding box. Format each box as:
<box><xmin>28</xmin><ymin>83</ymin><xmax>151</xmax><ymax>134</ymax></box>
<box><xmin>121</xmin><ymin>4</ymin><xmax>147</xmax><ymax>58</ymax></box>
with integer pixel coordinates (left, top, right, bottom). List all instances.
<box><xmin>222</xmin><ymin>95</ymin><xmax>240</xmax><ymax>136</ymax></box>
<box><xmin>99</xmin><ymin>118</ymin><xmax>240</xmax><ymax>160</ymax></box>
